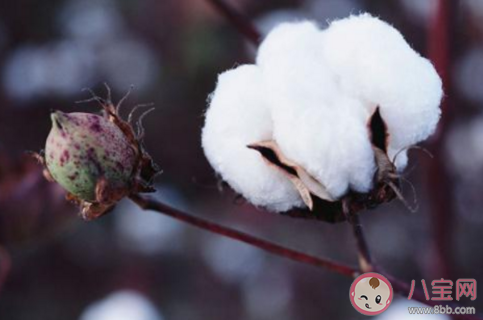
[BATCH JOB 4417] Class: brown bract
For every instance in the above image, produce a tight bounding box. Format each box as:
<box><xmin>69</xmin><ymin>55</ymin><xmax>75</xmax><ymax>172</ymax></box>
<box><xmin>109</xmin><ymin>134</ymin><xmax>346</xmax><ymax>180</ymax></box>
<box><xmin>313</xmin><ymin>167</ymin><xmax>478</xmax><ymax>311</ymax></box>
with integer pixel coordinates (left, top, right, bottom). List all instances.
<box><xmin>248</xmin><ymin>108</ymin><xmax>401</xmax><ymax>223</ymax></box>
<box><xmin>34</xmin><ymin>86</ymin><xmax>160</xmax><ymax>221</ymax></box>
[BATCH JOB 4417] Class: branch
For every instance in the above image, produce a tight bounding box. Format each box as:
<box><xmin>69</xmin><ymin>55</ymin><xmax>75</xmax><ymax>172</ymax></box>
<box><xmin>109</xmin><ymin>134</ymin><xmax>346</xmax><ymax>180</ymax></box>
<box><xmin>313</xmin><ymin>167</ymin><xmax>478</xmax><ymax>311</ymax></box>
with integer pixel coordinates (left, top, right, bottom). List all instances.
<box><xmin>205</xmin><ymin>0</ymin><xmax>262</xmax><ymax>46</ymax></box>
<box><xmin>129</xmin><ymin>193</ymin><xmax>356</xmax><ymax>277</ymax></box>
<box><xmin>344</xmin><ymin>199</ymin><xmax>373</xmax><ymax>272</ymax></box>
<box><xmin>128</xmin><ymin>194</ymin><xmax>483</xmax><ymax>319</ymax></box>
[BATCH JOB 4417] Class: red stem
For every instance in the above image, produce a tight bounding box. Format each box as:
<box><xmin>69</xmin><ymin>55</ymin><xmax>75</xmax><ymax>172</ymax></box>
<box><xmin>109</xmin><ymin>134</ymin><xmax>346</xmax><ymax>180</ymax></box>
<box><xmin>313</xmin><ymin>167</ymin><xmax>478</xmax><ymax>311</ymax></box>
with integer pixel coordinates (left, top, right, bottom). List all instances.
<box><xmin>349</xmin><ymin>214</ymin><xmax>373</xmax><ymax>272</ymax></box>
<box><xmin>343</xmin><ymin>199</ymin><xmax>373</xmax><ymax>272</ymax></box>
<box><xmin>129</xmin><ymin>194</ymin><xmax>356</xmax><ymax>277</ymax></box>
<box><xmin>129</xmin><ymin>194</ymin><xmax>483</xmax><ymax>319</ymax></box>
<box><xmin>205</xmin><ymin>0</ymin><xmax>262</xmax><ymax>46</ymax></box>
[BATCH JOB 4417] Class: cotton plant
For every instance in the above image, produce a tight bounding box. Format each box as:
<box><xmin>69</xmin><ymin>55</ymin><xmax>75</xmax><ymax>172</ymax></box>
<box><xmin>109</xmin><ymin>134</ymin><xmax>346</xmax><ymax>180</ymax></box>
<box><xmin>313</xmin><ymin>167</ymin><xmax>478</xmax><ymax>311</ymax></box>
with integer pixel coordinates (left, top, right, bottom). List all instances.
<box><xmin>16</xmin><ymin>5</ymin><xmax>460</xmax><ymax>311</ymax></box>
<box><xmin>202</xmin><ymin>14</ymin><xmax>443</xmax><ymax>221</ymax></box>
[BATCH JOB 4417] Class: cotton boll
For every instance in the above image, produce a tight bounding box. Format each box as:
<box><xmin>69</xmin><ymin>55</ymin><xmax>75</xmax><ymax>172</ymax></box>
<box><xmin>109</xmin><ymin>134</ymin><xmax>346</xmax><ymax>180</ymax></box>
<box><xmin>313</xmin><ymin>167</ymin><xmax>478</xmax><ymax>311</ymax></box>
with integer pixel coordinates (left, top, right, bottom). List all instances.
<box><xmin>204</xmin><ymin>15</ymin><xmax>440</xmax><ymax>211</ymax></box>
<box><xmin>322</xmin><ymin>14</ymin><xmax>443</xmax><ymax>169</ymax></box>
<box><xmin>257</xmin><ymin>21</ymin><xmax>339</xmax><ymax>106</ymax></box>
<box><xmin>202</xmin><ymin>65</ymin><xmax>304</xmax><ymax>212</ymax></box>
<box><xmin>257</xmin><ymin>22</ymin><xmax>375</xmax><ymax>197</ymax></box>
<box><xmin>270</xmin><ymin>95</ymin><xmax>376</xmax><ymax>198</ymax></box>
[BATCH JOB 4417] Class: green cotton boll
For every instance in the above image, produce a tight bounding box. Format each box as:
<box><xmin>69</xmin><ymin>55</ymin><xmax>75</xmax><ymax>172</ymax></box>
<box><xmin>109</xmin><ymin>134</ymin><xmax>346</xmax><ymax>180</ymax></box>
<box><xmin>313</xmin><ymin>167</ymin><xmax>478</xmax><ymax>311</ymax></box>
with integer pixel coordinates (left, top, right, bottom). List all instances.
<box><xmin>45</xmin><ymin>111</ymin><xmax>136</xmax><ymax>202</ymax></box>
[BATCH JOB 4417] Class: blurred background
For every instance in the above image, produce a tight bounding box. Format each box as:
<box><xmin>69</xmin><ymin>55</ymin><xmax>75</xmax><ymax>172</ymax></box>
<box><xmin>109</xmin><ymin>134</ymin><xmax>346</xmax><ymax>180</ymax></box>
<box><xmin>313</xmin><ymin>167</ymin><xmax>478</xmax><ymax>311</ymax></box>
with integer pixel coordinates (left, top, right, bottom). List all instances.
<box><xmin>0</xmin><ymin>0</ymin><xmax>482</xmax><ymax>319</ymax></box>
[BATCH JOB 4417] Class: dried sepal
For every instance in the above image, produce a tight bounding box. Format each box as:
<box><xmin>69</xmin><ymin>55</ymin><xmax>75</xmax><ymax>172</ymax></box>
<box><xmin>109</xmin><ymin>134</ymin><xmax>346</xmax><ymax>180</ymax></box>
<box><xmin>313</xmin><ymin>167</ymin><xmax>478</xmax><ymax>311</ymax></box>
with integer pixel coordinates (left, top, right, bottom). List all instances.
<box><xmin>250</xmin><ymin>109</ymin><xmax>406</xmax><ymax>223</ymax></box>
<box><xmin>373</xmin><ymin>146</ymin><xmax>397</xmax><ymax>183</ymax></box>
<box><xmin>248</xmin><ymin>140</ymin><xmax>335</xmax><ymax>210</ymax></box>
<box><xmin>64</xmin><ymin>192</ymin><xmax>112</xmax><ymax>221</ymax></box>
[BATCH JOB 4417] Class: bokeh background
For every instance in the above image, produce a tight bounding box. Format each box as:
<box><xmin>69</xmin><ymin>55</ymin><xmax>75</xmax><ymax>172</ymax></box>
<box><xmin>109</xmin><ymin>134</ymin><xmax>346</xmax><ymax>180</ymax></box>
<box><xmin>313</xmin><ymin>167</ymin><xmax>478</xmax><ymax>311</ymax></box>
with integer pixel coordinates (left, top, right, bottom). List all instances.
<box><xmin>0</xmin><ymin>0</ymin><xmax>482</xmax><ymax>319</ymax></box>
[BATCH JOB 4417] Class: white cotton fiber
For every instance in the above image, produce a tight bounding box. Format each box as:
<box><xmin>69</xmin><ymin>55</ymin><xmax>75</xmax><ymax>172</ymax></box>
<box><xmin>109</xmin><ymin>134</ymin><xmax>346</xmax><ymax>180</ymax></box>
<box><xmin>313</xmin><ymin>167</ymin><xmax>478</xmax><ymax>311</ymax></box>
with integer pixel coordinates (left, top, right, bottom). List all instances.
<box><xmin>202</xmin><ymin>13</ymin><xmax>442</xmax><ymax>212</ymax></box>
<box><xmin>321</xmin><ymin>14</ymin><xmax>443</xmax><ymax>169</ymax></box>
<box><xmin>257</xmin><ymin>22</ymin><xmax>375</xmax><ymax>197</ymax></box>
<box><xmin>272</xmin><ymin>96</ymin><xmax>376</xmax><ymax>197</ymax></box>
<box><xmin>257</xmin><ymin>21</ymin><xmax>338</xmax><ymax>105</ymax></box>
<box><xmin>202</xmin><ymin>65</ymin><xmax>304</xmax><ymax>212</ymax></box>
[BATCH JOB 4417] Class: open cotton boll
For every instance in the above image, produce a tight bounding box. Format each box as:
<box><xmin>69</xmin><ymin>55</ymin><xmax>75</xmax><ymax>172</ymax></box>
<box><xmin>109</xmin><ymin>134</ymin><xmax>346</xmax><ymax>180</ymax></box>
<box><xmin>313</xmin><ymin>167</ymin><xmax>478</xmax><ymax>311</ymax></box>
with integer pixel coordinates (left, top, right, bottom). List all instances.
<box><xmin>202</xmin><ymin>65</ymin><xmax>304</xmax><ymax>212</ymax></box>
<box><xmin>257</xmin><ymin>20</ymin><xmax>375</xmax><ymax>198</ymax></box>
<box><xmin>203</xmin><ymin>14</ymin><xmax>442</xmax><ymax>216</ymax></box>
<box><xmin>257</xmin><ymin>21</ymin><xmax>339</xmax><ymax>106</ymax></box>
<box><xmin>321</xmin><ymin>13</ymin><xmax>443</xmax><ymax>169</ymax></box>
<box><xmin>270</xmin><ymin>94</ymin><xmax>376</xmax><ymax>198</ymax></box>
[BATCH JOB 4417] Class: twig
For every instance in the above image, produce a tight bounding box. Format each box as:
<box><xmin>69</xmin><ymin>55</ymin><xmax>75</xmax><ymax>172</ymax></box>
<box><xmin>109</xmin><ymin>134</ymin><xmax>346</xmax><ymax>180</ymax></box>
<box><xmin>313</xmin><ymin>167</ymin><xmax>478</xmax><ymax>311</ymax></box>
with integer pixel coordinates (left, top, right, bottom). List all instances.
<box><xmin>205</xmin><ymin>0</ymin><xmax>262</xmax><ymax>46</ymax></box>
<box><xmin>129</xmin><ymin>193</ymin><xmax>356</xmax><ymax>277</ymax></box>
<box><xmin>350</xmin><ymin>216</ymin><xmax>373</xmax><ymax>272</ymax></box>
<box><xmin>128</xmin><ymin>194</ymin><xmax>483</xmax><ymax>318</ymax></box>
<box><xmin>343</xmin><ymin>198</ymin><xmax>373</xmax><ymax>272</ymax></box>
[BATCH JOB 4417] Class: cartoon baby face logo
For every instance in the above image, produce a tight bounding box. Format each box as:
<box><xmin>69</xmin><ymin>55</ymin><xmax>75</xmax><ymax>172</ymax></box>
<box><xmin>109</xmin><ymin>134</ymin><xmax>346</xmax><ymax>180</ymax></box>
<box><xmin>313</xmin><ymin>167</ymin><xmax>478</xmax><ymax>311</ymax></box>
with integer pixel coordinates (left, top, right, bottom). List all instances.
<box><xmin>350</xmin><ymin>272</ymin><xmax>393</xmax><ymax>316</ymax></box>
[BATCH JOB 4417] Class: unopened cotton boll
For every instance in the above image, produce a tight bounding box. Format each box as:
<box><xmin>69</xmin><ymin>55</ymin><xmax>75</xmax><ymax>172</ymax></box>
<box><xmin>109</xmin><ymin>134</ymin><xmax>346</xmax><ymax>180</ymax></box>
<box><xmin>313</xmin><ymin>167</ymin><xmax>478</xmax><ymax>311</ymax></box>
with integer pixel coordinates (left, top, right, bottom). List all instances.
<box><xmin>202</xmin><ymin>65</ymin><xmax>304</xmax><ymax>212</ymax></box>
<box><xmin>321</xmin><ymin>14</ymin><xmax>443</xmax><ymax>169</ymax></box>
